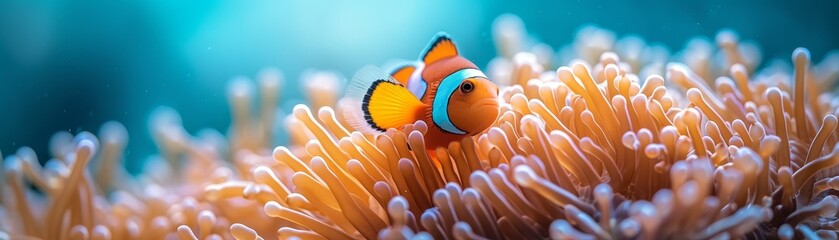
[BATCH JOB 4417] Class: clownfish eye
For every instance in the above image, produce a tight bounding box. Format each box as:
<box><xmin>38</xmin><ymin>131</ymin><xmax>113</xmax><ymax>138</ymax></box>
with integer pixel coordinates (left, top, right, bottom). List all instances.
<box><xmin>460</xmin><ymin>81</ymin><xmax>475</xmax><ymax>94</ymax></box>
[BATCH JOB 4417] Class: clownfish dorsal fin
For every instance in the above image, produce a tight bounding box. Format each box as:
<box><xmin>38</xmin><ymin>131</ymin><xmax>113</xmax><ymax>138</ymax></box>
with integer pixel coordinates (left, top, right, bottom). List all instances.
<box><xmin>390</xmin><ymin>64</ymin><xmax>416</xmax><ymax>86</ymax></box>
<box><xmin>342</xmin><ymin>65</ymin><xmax>426</xmax><ymax>134</ymax></box>
<box><xmin>421</xmin><ymin>32</ymin><xmax>459</xmax><ymax>65</ymax></box>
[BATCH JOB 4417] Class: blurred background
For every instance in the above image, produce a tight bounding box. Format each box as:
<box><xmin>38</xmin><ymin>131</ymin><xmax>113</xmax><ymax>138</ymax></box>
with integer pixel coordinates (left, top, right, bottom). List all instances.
<box><xmin>1</xmin><ymin>0</ymin><xmax>837</xmax><ymax>173</ymax></box>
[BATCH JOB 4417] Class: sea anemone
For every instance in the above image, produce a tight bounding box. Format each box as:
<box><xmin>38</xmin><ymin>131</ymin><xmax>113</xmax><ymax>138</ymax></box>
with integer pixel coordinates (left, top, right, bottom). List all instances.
<box><xmin>2</xmin><ymin>15</ymin><xmax>839</xmax><ymax>239</ymax></box>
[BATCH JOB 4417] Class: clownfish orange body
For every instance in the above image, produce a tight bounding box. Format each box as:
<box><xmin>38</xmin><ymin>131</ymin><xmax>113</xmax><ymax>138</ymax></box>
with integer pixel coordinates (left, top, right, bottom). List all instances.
<box><xmin>343</xmin><ymin>32</ymin><xmax>500</xmax><ymax>149</ymax></box>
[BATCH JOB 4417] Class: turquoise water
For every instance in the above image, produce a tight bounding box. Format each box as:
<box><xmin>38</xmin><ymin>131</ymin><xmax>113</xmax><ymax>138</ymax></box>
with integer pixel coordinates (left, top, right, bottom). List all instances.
<box><xmin>0</xmin><ymin>0</ymin><xmax>837</xmax><ymax>173</ymax></box>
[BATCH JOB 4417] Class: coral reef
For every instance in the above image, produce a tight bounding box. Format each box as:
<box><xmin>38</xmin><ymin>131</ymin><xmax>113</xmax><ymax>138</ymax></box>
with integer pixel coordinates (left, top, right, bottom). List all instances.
<box><xmin>2</xmin><ymin>15</ymin><xmax>839</xmax><ymax>239</ymax></box>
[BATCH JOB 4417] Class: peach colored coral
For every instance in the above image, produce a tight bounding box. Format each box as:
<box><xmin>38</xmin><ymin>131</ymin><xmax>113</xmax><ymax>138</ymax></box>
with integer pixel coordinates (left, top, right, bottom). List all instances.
<box><xmin>2</xmin><ymin>15</ymin><xmax>839</xmax><ymax>239</ymax></box>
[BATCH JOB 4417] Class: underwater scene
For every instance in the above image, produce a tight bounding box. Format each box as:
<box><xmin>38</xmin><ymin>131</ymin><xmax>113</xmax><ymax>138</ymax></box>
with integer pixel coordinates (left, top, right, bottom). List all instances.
<box><xmin>2</xmin><ymin>1</ymin><xmax>839</xmax><ymax>239</ymax></box>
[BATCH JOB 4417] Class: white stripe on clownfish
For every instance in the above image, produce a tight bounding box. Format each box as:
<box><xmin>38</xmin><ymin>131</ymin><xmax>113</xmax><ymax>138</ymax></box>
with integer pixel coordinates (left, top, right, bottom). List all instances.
<box><xmin>405</xmin><ymin>63</ymin><xmax>427</xmax><ymax>99</ymax></box>
<box><xmin>431</xmin><ymin>68</ymin><xmax>487</xmax><ymax>135</ymax></box>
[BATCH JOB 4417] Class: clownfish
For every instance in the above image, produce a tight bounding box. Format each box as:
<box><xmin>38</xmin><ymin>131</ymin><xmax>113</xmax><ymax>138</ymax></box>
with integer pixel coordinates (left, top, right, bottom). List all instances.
<box><xmin>342</xmin><ymin>32</ymin><xmax>500</xmax><ymax>149</ymax></box>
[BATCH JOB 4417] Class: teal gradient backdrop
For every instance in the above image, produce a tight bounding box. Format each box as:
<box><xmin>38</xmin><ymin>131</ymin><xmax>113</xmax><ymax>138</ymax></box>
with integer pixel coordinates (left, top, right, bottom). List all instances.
<box><xmin>1</xmin><ymin>0</ymin><xmax>837</xmax><ymax>173</ymax></box>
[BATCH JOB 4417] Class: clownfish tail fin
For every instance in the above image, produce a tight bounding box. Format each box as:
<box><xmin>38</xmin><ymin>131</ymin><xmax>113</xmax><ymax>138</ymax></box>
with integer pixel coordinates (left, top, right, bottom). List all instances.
<box><xmin>342</xmin><ymin>65</ymin><xmax>426</xmax><ymax>134</ymax></box>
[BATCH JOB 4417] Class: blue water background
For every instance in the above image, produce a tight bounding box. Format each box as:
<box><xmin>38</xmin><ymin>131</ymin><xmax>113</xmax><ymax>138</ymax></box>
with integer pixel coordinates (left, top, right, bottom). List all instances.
<box><xmin>0</xmin><ymin>0</ymin><xmax>837</xmax><ymax>173</ymax></box>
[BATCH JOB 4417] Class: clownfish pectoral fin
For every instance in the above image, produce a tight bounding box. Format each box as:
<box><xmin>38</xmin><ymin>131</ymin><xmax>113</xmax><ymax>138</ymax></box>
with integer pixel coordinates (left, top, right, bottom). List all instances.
<box><xmin>421</xmin><ymin>32</ymin><xmax>459</xmax><ymax>65</ymax></box>
<box><xmin>342</xmin><ymin>65</ymin><xmax>426</xmax><ymax>134</ymax></box>
<box><xmin>390</xmin><ymin>64</ymin><xmax>416</xmax><ymax>86</ymax></box>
